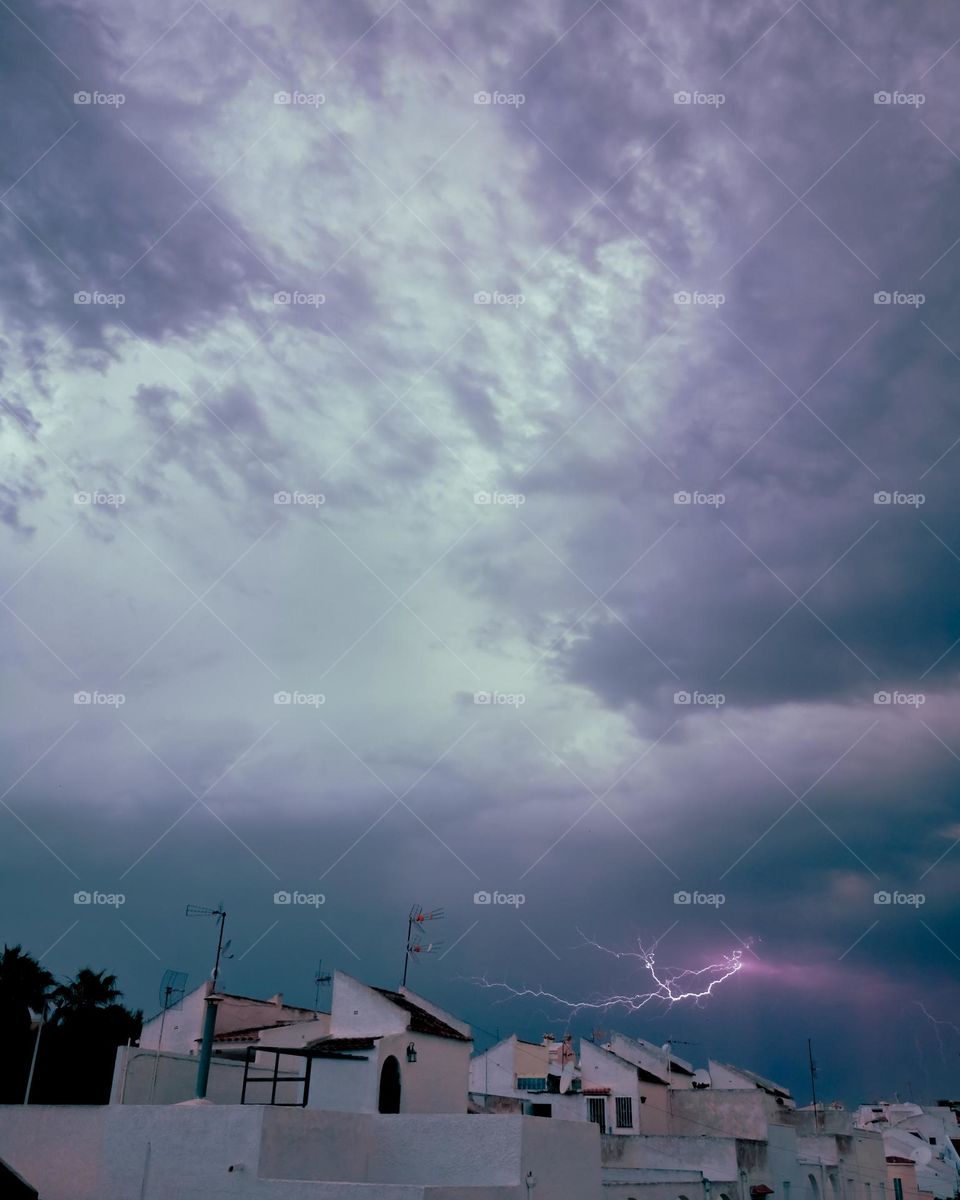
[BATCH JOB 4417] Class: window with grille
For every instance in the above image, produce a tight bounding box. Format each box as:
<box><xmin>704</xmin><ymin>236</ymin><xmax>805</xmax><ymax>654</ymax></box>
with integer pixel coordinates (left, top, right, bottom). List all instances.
<box><xmin>616</xmin><ymin>1096</ymin><xmax>634</xmax><ymax>1128</ymax></box>
<box><xmin>588</xmin><ymin>1097</ymin><xmax>606</xmax><ymax>1128</ymax></box>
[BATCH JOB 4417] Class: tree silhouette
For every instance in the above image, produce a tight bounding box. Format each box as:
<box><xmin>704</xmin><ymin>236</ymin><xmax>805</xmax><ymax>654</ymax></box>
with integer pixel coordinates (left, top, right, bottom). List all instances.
<box><xmin>0</xmin><ymin>945</ymin><xmax>55</xmax><ymax>1102</ymax></box>
<box><xmin>51</xmin><ymin>968</ymin><xmax>122</xmax><ymax>1021</ymax></box>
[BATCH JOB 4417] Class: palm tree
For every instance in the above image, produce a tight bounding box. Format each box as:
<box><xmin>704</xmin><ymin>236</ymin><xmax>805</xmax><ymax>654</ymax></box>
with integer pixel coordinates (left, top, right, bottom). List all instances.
<box><xmin>0</xmin><ymin>944</ymin><xmax>55</xmax><ymax>1019</ymax></box>
<box><xmin>51</xmin><ymin>968</ymin><xmax>122</xmax><ymax>1021</ymax></box>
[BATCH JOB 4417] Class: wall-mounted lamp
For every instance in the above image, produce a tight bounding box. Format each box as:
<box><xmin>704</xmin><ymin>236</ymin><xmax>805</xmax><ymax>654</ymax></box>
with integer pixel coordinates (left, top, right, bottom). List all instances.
<box><xmin>406</xmin><ymin>1042</ymin><xmax>417</xmax><ymax>1063</ymax></box>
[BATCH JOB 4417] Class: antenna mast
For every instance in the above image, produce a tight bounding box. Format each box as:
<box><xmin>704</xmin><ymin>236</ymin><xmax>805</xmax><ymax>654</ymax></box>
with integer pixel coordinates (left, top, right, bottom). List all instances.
<box><xmin>402</xmin><ymin>904</ymin><xmax>444</xmax><ymax>988</ymax></box>
<box><xmin>314</xmin><ymin>958</ymin><xmax>332</xmax><ymax>1011</ymax></box>
<box><xmin>808</xmin><ymin>1038</ymin><xmax>821</xmax><ymax>1130</ymax></box>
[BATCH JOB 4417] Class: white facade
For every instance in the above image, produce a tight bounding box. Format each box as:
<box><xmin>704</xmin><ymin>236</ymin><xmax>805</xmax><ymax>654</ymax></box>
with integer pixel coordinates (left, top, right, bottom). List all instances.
<box><xmin>855</xmin><ymin>1103</ymin><xmax>960</xmax><ymax>1199</ymax></box>
<box><xmin>138</xmin><ymin>981</ymin><xmax>326</xmax><ymax>1055</ymax></box>
<box><xmin>115</xmin><ymin>970</ymin><xmax>473</xmax><ymax>1117</ymax></box>
<box><xmin>0</xmin><ymin>1104</ymin><xmax>601</xmax><ymax>1200</ymax></box>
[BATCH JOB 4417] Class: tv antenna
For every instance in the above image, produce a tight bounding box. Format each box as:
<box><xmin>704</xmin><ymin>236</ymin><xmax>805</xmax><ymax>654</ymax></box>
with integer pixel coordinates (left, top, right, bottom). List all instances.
<box><xmin>808</xmin><ymin>1038</ymin><xmax>822</xmax><ymax>1130</ymax></box>
<box><xmin>314</xmin><ymin>958</ymin><xmax>332</xmax><ymax>1011</ymax></box>
<box><xmin>402</xmin><ymin>904</ymin><xmax>444</xmax><ymax>987</ymax></box>
<box><xmin>150</xmin><ymin>969</ymin><xmax>187</xmax><ymax>1100</ymax></box>
<box><xmin>186</xmin><ymin>904</ymin><xmax>230</xmax><ymax>988</ymax></box>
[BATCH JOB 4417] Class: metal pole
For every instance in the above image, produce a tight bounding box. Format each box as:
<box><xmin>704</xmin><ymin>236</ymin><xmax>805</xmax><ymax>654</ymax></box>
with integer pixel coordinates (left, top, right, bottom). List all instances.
<box><xmin>402</xmin><ymin>909</ymin><xmax>414</xmax><ymax>988</ymax></box>
<box><xmin>23</xmin><ymin>1006</ymin><xmax>45</xmax><ymax>1104</ymax></box>
<box><xmin>808</xmin><ymin>1038</ymin><xmax>821</xmax><ymax>1130</ymax></box>
<box><xmin>195</xmin><ymin>994</ymin><xmax>218</xmax><ymax>1099</ymax></box>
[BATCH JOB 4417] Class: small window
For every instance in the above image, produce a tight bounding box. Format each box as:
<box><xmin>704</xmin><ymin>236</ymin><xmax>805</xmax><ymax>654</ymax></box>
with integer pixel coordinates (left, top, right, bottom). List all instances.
<box><xmin>929</xmin><ymin>1137</ymin><xmax>937</xmax><ymax>1145</ymax></box>
<box><xmin>616</xmin><ymin>1096</ymin><xmax>634</xmax><ymax>1128</ymax></box>
<box><xmin>517</xmin><ymin>1076</ymin><xmax>547</xmax><ymax>1091</ymax></box>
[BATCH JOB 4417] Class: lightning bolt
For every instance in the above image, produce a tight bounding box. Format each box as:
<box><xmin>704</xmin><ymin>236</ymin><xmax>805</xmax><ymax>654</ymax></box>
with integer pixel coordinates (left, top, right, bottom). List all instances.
<box><xmin>476</xmin><ymin>932</ymin><xmax>745</xmax><ymax>1014</ymax></box>
<box><xmin>915</xmin><ymin>1001</ymin><xmax>960</xmax><ymax>1063</ymax></box>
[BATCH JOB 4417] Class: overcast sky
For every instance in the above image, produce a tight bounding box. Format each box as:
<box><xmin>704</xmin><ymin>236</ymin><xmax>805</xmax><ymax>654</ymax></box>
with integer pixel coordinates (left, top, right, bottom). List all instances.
<box><xmin>3</xmin><ymin>0</ymin><xmax>960</xmax><ymax>1105</ymax></box>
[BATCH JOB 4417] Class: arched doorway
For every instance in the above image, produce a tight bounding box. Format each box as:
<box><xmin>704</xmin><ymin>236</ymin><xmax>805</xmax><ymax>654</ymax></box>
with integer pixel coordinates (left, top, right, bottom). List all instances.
<box><xmin>378</xmin><ymin>1055</ymin><xmax>401</xmax><ymax>1113</ymax></box>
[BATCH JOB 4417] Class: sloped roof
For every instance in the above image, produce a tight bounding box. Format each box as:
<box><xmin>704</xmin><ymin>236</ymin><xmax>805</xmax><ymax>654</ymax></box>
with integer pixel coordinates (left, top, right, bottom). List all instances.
<box><xmin>213</xmin><ymin>1021</ymin><xmax>298</xmax><ymax>1043</ymax></box>
<box><xmin>304</xmin><ymin>1035</ymin><xmax>378</xmax><ymax>1054</ymax></box>
<box><xmin>372</xmin><ymin>987</ymin><xmax>472</xmax><ymax>1041</ymax></box>
<box><xmin>713</xmin><ymin>1061</ymin><xmax>792</xmax><ymax>1098</ymax></box>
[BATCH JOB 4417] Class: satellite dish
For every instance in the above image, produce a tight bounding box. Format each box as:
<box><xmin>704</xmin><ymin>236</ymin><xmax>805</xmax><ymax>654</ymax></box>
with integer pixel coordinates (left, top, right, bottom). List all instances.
<box><xmin>159</xmin><ymin>969</ymin><xmax>188</xmax><ymax>1011</ymax></box>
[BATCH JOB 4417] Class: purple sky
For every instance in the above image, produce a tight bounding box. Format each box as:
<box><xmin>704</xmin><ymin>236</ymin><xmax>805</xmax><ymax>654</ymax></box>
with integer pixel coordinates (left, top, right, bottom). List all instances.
<box><xmin>2</xmin><ymin>0</ymin><xmax>960</xmax><ymax>1103</ymax></box>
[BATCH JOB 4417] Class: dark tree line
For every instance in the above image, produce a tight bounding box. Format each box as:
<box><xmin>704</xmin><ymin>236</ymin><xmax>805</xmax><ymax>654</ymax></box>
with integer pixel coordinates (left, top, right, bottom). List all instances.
<box><xmin>0</xmin><ymin>944</ymin><xmax>142</xmax><ymax>1104</ymax></box>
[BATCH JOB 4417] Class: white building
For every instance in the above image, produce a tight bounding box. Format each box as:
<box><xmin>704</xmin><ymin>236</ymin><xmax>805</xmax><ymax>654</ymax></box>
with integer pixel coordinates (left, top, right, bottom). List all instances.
<box><xmin>138</xmin><ymin>981</ymin><xmax>326</xmax><ymax>1054</ymax></box>
<box><xmin>0</xmin><ymin>1104</ymin><xmax>602</xmax><ymax>1200</ymax></box>
<box><xmin>115</xmin><ymin>970</ymin><xmax>473</xmax><ymax>1116</ymax></box>
<box><xmin>854</xmin><ymin>1102</ymin><xmax>960</xmax><ymax>1199</ymax></box>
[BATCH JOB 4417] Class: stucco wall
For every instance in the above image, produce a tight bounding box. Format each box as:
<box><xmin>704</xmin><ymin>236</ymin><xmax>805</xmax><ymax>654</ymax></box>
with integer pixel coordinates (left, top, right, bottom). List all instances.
<box><xmin>601</xmin><ymin>1133</ymin><xmax>739</xmax><ymax>1180</ymax></box>
<box><xmin>112</xmin><ymin>1045</ymin><xmax>303</xmax><ymax>1106</ymax></box>
<box><xmin>670</xmin><ymin>1090</ymin><xmax>787</xmax><ymax>1140</ymax></box>
<box><xmin>0</xmin><ymin>1104</ymin><xmax>600</xmax><ymax>1200</ymax></box>
<box><xmin>0</xmin><ymin>1105</ymin><xmax>106</xmax><ymax>1200</ymax></box>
